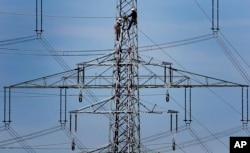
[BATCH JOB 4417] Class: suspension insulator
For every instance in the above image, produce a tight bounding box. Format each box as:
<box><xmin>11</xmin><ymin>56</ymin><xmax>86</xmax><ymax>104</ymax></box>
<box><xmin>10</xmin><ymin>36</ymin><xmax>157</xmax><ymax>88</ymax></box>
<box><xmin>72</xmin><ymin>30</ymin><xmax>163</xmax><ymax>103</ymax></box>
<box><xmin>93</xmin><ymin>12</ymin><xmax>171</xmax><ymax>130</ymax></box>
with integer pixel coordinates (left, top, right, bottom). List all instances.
<box><xmin>79</xmin><ymin>93</ymin><xmax>83</xmax><ymax>102</ymax></box>
<box><xmin>71</xmin><ymin>139</ymin><xmax>75</xmax><ymax>151</ymax></box>
<box><xmin>166</xmin><ymin>90</ymin><xmax>170</xmax><ymax>102</ymax></box>
<box><xmin>172</xmin><ymin>140</ymin><xmax>176</xmax><ymax>151</ymax></box>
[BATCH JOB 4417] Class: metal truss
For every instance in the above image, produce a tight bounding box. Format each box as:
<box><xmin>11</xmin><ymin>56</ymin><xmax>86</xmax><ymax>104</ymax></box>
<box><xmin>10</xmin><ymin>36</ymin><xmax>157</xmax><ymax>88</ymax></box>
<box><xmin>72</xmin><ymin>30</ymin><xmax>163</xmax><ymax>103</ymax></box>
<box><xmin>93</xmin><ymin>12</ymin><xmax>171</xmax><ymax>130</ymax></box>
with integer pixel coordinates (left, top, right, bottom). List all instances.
<box><xmin>4</xmin><ymin>58</ymin><xmax>247</xmax><ymax>90</ymax></box>
<box><xmin>3</xmin><ymin>51</ymin><xmax>248</xmax><ymax>151</ymax></box>
<box><xmin>2</xmin><ymin>0</ymin><xmax>249</xmax><ymax>152</ymax></box>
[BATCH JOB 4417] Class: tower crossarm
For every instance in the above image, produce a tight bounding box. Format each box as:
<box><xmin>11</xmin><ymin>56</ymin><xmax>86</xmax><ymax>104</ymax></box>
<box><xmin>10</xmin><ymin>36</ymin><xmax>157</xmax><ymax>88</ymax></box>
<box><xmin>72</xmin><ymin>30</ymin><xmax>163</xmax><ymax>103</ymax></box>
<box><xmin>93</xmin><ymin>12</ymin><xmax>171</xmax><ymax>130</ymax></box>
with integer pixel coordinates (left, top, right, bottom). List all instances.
<box><xmin>4</xmin><ymin>63</ymin><xmax>248</xmax><ymax>89</ymax></box>
<box><xmin>169</xmin><ymin>67</ymin><xmax>248</xmax><ymax>88</ymax></box>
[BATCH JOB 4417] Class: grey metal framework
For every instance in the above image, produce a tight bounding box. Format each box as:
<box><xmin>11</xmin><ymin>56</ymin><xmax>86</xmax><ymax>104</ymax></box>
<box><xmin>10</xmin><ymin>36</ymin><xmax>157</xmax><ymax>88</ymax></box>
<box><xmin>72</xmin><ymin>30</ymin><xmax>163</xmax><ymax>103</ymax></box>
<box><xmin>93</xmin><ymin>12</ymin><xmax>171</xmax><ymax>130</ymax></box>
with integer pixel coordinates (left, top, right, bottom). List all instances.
<box><xmin>2</xmin><ymin>0</ymin><xmax>249</xmax><ymax>152</ymax></box>
<box><xmin>3</xmin><ymin>58</ymin><xmax>249</xmax><ymax>152</ymax></box>
<box><xmin>111</xmin><ymin>0</ymin><xmax>139</xmax><ymax>152</ymax></box>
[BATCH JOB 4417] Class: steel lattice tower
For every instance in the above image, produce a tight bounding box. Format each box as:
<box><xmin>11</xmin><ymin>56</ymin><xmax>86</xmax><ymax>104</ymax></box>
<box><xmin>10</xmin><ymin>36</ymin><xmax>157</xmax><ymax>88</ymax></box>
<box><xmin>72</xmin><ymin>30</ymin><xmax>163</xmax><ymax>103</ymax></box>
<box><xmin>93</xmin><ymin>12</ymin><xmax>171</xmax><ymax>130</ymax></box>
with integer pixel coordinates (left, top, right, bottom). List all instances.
<box><xmin>111</xmin><ymin>0</ymin><xmax>139</xmax><ymax>152</ymax></box>
<box><xmin>2</xmin><ymin>0</ymin><xmax>249</xmax><ymax>152</ymax></box>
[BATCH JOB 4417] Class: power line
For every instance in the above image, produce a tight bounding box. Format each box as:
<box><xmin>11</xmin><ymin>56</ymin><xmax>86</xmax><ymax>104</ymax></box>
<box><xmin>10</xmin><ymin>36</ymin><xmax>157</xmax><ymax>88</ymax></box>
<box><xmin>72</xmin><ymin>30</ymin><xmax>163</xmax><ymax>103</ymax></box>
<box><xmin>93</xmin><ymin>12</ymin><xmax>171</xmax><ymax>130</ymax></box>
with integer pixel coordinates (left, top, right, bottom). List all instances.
<box><xmin>0</xmin><ymin>35</ymin><xmax>37</xmax><ymax>46</ymax></box>
<box><xmin>39</xmin><ymin>36</ymin><xmax>71</xmax><ymax>71</ymax></box>
<box><xmin>191</xmin><ymin>0</ymin><xmax>250</xmax><ymax>84</ymax></box>
<box><xmin>1</xmin><ymin>1</ymin><xmax>249</xmax><ymax>152</ymax></box>
<box><xmin>0</xmin><ymin>126</ymin><xmax>61</xmax><ymax>147</ymax></box>
<box><xmin>6</xmin><ymin>126</ymin><xmax>36</xmax><ymax>153</ymax></box>
<box><xmin>0</xmin><ymin>50</ymin><xmax>104</xmax><ymax>57</ymax></box>
<box><xmin>0</xmin><ymin>34</ymin><xmax>214</xmax><ymax>56</ymax></box>
<box><xmin>219</xmin><ymin>32</ymin><xmax>250</xmax><ymax>69</ymax></box>
<box><xmin>169</xmin><ymin>92</ymin><xmax>240</xmax><ymax>150</ymax></box>
<box><xmin>215</xmin><ymin>34</ymin><xmax>250</xmax><ymax>84</ymax></box>
<box><xmin>187</xmin><ymin>127</ymin><xmax>212</xmax><ymax>153</ymax></box>
<box><xmin>152</xmin><ymin>125</ymin><xmax>243</xmax><ymax>152</ymax></box>
<box><xmin>138</xmin><ymin>27</ymin><xmax>246</xmax><ymax>117</ymax></box>
<box><xmin>139</xmin><ymin>33</ymin><xmax>214</xmax><ymax>52</ymax></box>
<box><xmin>192</xmin><ymin>0</ymin><xmax>211</xmax><ymax>21</ymax></box>
<box><xmin>0</xmin><ymin>11</ymin><xmax>114</xmax><ymax>19</ymax></box>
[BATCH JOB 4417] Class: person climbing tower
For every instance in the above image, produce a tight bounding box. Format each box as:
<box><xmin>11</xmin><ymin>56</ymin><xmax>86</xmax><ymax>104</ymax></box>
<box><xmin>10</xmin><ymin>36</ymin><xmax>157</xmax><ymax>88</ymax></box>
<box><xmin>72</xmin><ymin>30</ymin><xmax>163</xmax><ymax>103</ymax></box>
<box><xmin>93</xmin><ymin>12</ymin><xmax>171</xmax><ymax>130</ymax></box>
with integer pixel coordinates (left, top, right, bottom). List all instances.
<box><xmin>127</xmin><ymin>8</ymin><xmax>137</xmax><ymax>30</ymax></box>
<box><xmin>114</xmin><ymin>18</ymin><xmax>123</xmax><ymax>41</ymax></box>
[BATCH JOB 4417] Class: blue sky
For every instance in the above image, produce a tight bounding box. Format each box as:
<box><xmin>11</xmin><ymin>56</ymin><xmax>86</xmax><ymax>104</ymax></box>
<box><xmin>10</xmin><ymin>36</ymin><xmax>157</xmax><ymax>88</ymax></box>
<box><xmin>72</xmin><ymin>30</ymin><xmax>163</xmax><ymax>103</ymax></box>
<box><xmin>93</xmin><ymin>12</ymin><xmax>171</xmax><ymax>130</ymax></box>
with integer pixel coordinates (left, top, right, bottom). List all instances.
<box><xmin>0</xmin><ymin>0</ymin><xmax>250</xmax><ymax>153</ymax></box>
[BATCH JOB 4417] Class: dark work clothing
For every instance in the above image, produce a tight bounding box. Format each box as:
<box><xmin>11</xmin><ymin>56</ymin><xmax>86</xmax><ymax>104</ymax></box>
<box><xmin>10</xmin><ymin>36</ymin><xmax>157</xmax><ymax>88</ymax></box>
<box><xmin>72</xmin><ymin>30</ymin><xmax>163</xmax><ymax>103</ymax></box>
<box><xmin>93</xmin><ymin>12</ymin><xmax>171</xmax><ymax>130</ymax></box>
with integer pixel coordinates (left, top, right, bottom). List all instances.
<box><xmin>128</xmin><ymin>11</ymin><xmax>137</xmax><ymax>20</ymax></box>
<box><xmin>127</xmin><ymin>11</ymin><xmax>137</xmax><ymax>30</ymax></box>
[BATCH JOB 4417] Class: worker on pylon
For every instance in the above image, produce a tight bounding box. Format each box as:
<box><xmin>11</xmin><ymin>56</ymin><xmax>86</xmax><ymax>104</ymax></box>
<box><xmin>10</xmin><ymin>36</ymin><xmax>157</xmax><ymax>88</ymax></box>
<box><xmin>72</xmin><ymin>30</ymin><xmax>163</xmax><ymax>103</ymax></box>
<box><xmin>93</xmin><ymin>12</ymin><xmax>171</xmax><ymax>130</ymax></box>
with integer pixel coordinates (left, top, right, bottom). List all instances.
<box><xmin>127</xmin><ymin>8</ymin><xmax>137</xmax><ymax>30</ymax></box>
<box><xmin>114</xmin><ymin>18</ymin><xmax>123</xmax><ymax>41</ymax></box>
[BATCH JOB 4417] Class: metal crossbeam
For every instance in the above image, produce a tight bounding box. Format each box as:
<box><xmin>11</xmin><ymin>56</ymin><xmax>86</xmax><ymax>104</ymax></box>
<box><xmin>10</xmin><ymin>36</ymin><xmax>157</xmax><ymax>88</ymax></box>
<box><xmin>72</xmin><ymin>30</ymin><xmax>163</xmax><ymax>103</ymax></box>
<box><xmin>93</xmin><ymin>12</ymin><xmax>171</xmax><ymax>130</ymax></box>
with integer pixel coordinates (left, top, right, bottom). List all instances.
<box><xmin>2</xmin><ymin>1</ymin><xmax>249</xmax><ymax>152</ymax></box>
<box><xmin>5</xmin><ymin>64</ymin><xmax>247</xmax><ymax>89</ymax></box>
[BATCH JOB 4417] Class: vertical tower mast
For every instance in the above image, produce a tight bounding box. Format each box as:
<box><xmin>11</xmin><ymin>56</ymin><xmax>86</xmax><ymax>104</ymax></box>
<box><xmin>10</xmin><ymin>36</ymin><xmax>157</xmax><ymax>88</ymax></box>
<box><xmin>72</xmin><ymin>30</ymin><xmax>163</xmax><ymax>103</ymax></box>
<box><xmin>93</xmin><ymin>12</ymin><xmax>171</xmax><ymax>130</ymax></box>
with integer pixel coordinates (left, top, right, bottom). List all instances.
<box><xmin>111</xmin><ymin>0</ymin><xmax>139</xmax><ymax>152</ymax></box>
<box><xmin>2</xmin><ymin>1</ymin><xmax>249</xmax><ymax>152</ymax></box>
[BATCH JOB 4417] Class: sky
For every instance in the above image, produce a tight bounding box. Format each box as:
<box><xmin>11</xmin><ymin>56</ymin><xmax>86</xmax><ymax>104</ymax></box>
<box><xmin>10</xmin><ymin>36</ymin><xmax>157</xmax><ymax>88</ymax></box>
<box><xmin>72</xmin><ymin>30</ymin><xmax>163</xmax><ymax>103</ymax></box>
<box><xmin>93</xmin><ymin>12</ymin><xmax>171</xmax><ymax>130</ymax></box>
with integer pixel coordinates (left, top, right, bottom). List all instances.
<box><xmin>0</xmin><ymin>0</ymin><xmax>250</xmax><ymax>153</ymax></box>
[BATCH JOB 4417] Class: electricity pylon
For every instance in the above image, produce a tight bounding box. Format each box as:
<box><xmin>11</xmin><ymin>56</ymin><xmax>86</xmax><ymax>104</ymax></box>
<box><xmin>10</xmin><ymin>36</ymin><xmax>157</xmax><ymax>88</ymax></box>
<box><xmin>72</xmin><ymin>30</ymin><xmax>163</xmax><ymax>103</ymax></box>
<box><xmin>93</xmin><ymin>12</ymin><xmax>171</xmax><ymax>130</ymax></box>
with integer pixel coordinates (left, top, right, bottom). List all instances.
<box><xmin>2</xmin><ymin>0</ymin><xmax>249</xmax><ymax>152</ymax></box>
<box><xmin>111</xmin><ymin>0</ymin><xmax>139</xmax><ymax>152</ymax></box>
<box><xmin>3</xmin><ymin>56</ymin><xmax>249</xmax><ymax>153</ymax></box>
